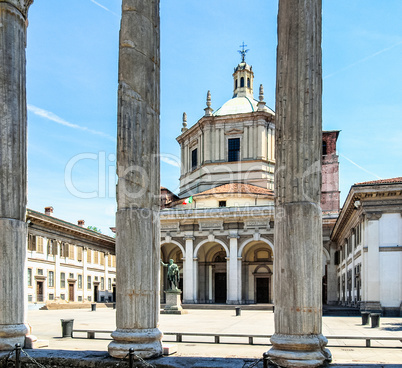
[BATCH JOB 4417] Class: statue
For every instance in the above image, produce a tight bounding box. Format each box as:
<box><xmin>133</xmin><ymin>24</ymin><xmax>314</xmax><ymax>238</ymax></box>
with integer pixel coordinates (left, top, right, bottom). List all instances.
<box><xmin>160</xmin><ymin>259</ymin><xmax>180</xmax><ymax>291</ymax></box>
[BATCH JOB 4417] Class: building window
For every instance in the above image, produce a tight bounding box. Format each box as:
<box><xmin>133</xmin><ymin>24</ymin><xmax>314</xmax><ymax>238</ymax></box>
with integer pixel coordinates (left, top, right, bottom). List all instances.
<box><xmin>60</xmin><ymin>272</ymin><xmax>66</xmax><ymax>289</ymax></box>
<box><xmin>219</xmin><ymin>200</ymin><xmax>227</xmax><ymax>207</ymax></box>
<box><xmin>69</xmin><ymin>244</ymin><xmax>75</xmax><ymax>260</ymax></box>
<box><xmin>78</xmin><ymin>296</ymin><xmax>82</xmax><ymax>302</ymax></box>
<box><xmin>88</xmin><ymin>296</ymin><xmax>92</xmax><ymax>302</ymax></box>
<box><xmin>87</xmin><ymin>276</ymin><xmax>92</xmax><ymax>290</ymax></box>
<box><xmin>37</xmin><ymin>268</ymin><xmax>43</xmax><ymax>276</ymax></box>
<box><xmin>48</xmin><ymin>271</ymin><xmax>54</xmax><ymax>287</ymax></box>
<box><xmin>228</xmin><ymin>138</ymin><xmax>240</xmax><ymax>162</ymax></box>
<box><xmin>235</xmin><ymin>79</ymin><xmax>238</xmax><ymax>89</ymax></box>
<box><xmin>47</xmin><ymin>239</ymin><xmax>57</xmax><ymax>256</ymax></box>
<box><xmin>28</xmin><ymin>235</ymin><xmax>36</xmax><ymax>251</ymax></box>
<box><xmin>60</xmin><ymin>294</ymin><xmax>65</xmax><ymax>300</ymax></box>
<box><xmin>48</xmin><ymin>293</ymin><xmax>54</xmax><ymax>300</ymax></box>
<box><xmin>240</xmin><ymin>77</ymin><xmax>244</xmax><ymax>87</ymax></box>
<box><xmin>78</xmin><ymin>275</ymin><xmax>82</xmax><ymax>289</ymax></box>
<box><xmin>69</xmin><ymin>273</ymin><xmax>74</xmax><ymax>279</ymax></box>
<box><xmin>77</xmin><ymin>247</ymin><xmax>83</xmax><ymax>262</ymax></box>
<box><xmin>36</xmin><ymin>237</ymin><xmax>44</xmax><ymax>253</ymax></box>
<box><xmin>27</xmin><ymin>268</ymin><xmax>32</xmax><ymax>286</ymax></box>
<box><xmin>94</xmin><ymin>251</ymin><xmax>99</xmax><ymax>264</ymax></box>
<box><xmin>60</xmin><ymin>242</ymin><xmax>69</xmax><ymax>258</ymax></box>
<box><xmin>191</xmin><ymin>148</ymin><xmax>198</xmax><ymax>170</ymax></box>
<box><xmin>247</xmin><ymin>78</ymin><xmax>250</xmax><ymax>88</ymax></box>
<box><xmin>28</xmin><ymin>295</ymin><xmax>33</xmax><ymax>302</ymax></box>
<box><xmin>108</xmin><ymin>278</ymin><xmax>112</xmax><ymax>291</ymax></box>
<box><xmin>322</xmin><ymin>140</ymin><xmax>327</xmax><ymax>156</ymax></box>
<box><xmin>87</xmin><ymin>249</ymin><xmax>92</xmax><ymax>263</ymax></box>
<box><xmin>101</xmin><ymin>277</ymin><xmax>105</xmax><ymax>291</ymax></box>
<box><xmin>100</xmin><ymin>252</ymin><xmax>105</xmax><ymax>266</ymax></box>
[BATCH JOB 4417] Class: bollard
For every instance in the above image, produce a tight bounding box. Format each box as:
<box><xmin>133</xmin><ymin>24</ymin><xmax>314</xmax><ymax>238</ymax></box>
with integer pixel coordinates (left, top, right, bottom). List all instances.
<box><xmin>361</xmin><ymin>311</ymin><xmax>370</xmax><ymax>325</ymax></box>
<box><xmin>15</xmin><ymin>343</ymin><xmax>21</xmax><ymax>368</ymax></box>
<box><xmin>129</xmin><ymin>348</ymin><xmax>134</xmax><ymax>368</ymax></box>
<box><xmin>263</xmin><ymin>352</ymin><xmax>269</xmax><ymax>368</ymax></box>
<box><xmin>61</xmin><ymin>319</ymin><xmax>74</xmax><ymax>337</ymax></box>
<box><xmin>91</xmin><ymin>303</ymin><xmax>96</xmax><ymax>311</ymax></box>
<box><xmin>371</xmin><ymin>313</ymin><xmax>380</xmax><ymax>328</ymax></box>
<box><xmin>235</xmin><ymin>307</ymin><xmax>241</xmax><ymax>316</ymax></box>
<box><xmin>272</xmin><ymin>306</ymin><xmax>275</xmax><ymax>313</ymax></box>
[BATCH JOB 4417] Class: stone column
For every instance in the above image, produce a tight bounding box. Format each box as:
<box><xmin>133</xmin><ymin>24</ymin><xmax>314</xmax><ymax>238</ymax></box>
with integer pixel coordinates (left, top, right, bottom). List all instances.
<box><xmin>363</xmin><ymin>213</ymin><xmax>382</xmax><ymax>312</ymax></box>
<box><xmin>183</xmin><ymin>236</ymin><xmax>195</xmax><ymax>303</ymax></box>
<box><xmin>0</xmin><ymin>0</ymin><xmax>32</xmax><ymax>351</ymax></box>
<box><xmin>267</xmin><ymin>1</ymin><xmax>331</xmax><ymax>366</ymax></box>
<box><xmin>227</xmin><ymin>234</ymin><xmax>240</xmax><ymax>304</ymax></box>
<box><xmin>108</xmin><ymin>0</ymin><xmax>162</xmax><ymax>359</ymax></box>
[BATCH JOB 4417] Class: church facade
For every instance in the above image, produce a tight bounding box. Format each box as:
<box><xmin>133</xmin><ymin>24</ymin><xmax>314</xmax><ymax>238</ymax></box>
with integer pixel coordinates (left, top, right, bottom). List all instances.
<box><xmin>160</xmin><ymin>57</ymin><xmax>340</xmax><ymax>305</ymax></box>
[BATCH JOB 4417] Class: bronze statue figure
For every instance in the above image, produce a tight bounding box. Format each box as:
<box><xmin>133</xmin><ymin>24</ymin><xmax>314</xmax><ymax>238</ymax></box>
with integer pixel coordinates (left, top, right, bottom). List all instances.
<box><xmin>161</xmin><ymin>259</ymin><xmax>180</xmax><ymax>291</ymax></box>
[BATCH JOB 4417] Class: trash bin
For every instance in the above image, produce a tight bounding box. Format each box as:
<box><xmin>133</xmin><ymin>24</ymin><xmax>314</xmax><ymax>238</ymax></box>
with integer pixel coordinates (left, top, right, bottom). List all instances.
<box><xmin>361</xmin><ymin>311</ymin><xmax>370</xmax><ymax>325</ymax></box>
<box><xmin>370</xmin><ymin>313</ymin><xmax>380</xmax><ymax>328</ymax></box>
<box><xmin>61</xmin><ymin>319</ymin><xmax>74</xmax><ymax>337</ymax></box>
<box><xmin>91</xmin><ymin>303</ymin><xmax>96</xmax><ymax>311</ymax></box>
<box><xmin>235</xmin><ymin>307</ymin><xmax>241</xmax><ymax>316</ymax></box>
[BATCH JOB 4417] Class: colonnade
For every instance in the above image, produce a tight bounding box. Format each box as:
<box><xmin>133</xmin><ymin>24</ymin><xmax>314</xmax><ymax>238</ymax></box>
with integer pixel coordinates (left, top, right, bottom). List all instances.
<box><xmin>0</xmin><ymin>0</ymin><xmax>328</xmax><ymax>366</ymax></box>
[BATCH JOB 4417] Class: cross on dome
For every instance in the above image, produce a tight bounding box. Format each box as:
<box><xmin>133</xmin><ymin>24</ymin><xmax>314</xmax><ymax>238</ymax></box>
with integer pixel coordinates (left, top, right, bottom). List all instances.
<box><xmin>238</xmin><ymin>42</ymin><xmax>249</xmax><ymax>63</ymax></box>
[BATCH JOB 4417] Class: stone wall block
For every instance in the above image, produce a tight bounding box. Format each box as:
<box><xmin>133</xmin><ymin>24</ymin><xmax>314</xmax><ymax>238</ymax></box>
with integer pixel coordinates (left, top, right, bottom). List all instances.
<box><xmin>0</xmin><ymin>3</ymin><xmax>28</xmax><ymax>220</ymax></box>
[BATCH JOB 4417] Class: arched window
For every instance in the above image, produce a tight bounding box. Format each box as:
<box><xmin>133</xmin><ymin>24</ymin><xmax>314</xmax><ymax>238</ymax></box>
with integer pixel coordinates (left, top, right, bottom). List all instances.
<box><xmin>247</xmin><ymin>78</ymin><xmax>250</xmax><ymax>88</ymax></box>
<box><xmin>240</xmin><ymin>77</ymin><xmax>244</xmax><ymax>87</ymax></box>
<box><xmin>322</xmin><ymin>140</ymin><xmax>327</xmax><ymax>156</ymax></box>
<box><xmin>235</xmin><ymin>80</ymin><xmax>238</xmax><ymax>89</ymax></box>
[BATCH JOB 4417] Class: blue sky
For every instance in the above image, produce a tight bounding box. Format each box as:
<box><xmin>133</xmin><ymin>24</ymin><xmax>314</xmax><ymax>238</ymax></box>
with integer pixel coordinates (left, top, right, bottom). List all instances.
<box><xmin>25</xmin><ymin>1</ymin><xmax>402</xmax><ymax>236</ymax></box>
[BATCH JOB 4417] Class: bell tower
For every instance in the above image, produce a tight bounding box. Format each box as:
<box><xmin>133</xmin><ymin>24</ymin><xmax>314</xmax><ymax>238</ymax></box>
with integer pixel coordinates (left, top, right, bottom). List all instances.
<box><xmin>233</xmin><ymin>42</ymin><xmax>254</xmax><ymax>98</ymax></box>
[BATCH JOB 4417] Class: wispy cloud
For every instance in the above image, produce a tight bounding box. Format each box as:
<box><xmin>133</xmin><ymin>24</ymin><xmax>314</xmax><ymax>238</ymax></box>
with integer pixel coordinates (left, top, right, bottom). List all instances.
<box><xmin>89</xmin><ymin>0</ymin><xmax>118</xmax><ymax>16</ymax></box>
<box><xmin>28</xmin><ymin>104</ymin><xmax>116</xmax><ymax>142</ymax></box>
<box><xmin>161</xmin><ymin>155</ymin><xmax>181</xmax><ymax>168</ymax></box>
<box><xmin>324</xmin><ymin>41</ymin><xmax>402</xmax><ymax>79</ymax></box>
<box><xmin>340</xmin><ymin>153</ymin><xmax>382</xmax><ymax>179</ymax></box>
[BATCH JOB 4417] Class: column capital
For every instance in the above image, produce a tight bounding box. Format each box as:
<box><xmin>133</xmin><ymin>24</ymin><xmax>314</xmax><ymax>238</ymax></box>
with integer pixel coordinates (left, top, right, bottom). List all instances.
<box><xmin>365</xmin><ymin>212</ymin><xmax>382</xmax><ymax>221</ymax></box>
<box><xmin>1</xmin><ymin>0</ymin><xmax>33</xmax><ymax>18</ymax></box>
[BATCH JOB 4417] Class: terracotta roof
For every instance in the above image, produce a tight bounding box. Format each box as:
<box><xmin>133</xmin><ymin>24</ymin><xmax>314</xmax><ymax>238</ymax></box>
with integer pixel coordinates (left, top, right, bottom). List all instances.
<box><xmin>354</xmin><ymin>177</ymin><xmax>402</xmax><ymax>186</ymax></box>
<box><xmin>194</xmin><ymin>183</ymin><xmax>274</xmax><ymax>197</ymax></box>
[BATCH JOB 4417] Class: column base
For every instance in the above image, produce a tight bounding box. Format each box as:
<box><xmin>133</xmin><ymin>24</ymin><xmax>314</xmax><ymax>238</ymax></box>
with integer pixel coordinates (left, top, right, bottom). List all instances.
<box><xmin>108</xmin><ymin>328</ymin><xmax>162</xmax><ymax>359</ymax></box>
<box><xmin>267</xmin><ymin>334</ymin><xmax>332</xmax><ymax>368</ymax></box>
<box><xmin>0</xmin><ymin>324</ymin><xmax>29</xmax><ymax>350</ymax></box>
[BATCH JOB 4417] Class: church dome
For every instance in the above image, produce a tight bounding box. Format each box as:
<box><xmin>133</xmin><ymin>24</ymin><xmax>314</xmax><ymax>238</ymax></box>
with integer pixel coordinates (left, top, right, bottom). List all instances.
<box><xmin>213</xmin><ymin>96</ymin><xmax>274</xmax><ymax>116</ymax></box>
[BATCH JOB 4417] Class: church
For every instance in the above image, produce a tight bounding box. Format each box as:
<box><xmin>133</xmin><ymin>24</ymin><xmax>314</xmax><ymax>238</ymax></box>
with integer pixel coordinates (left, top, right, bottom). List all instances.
<box><xmin>160</xmin><ymin>53</ymin><xmax>341</xmax><ymax>305</ymax></box>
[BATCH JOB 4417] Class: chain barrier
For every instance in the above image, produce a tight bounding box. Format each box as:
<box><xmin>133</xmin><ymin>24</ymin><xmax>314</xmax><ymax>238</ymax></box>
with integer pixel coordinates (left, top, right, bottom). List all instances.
<box><xmin>2</xmin><ymin>344</ymin><xmax>155</xmax><ymax>368</ymax></box>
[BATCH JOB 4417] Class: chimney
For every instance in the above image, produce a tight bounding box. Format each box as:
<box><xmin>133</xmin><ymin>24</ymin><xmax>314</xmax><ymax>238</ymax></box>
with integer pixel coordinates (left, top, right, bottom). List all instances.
<box><xmin>78</xmin><ymin>220</ymin><xmax>85</xmax><ymax>228</ymax></box>
<box><xmin>44</xmin><ymin>206</ymin><xmax>54</xmax><ymax>216</ymax></box>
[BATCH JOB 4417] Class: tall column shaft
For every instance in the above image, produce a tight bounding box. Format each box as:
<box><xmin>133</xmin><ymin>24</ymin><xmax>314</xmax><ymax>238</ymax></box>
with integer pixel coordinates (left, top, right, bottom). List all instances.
<box><xmin>108</xmin><ymin>0</ymin><xmax>162</xmax><ymax>359</ymax></box>
<box><xmin>183</xmin><ymin>237</ymin><xmax>194</xmax><ymax>303</ymax></box>
<box><xmin>0</xmin><ymin>0</ymin><xmax>32</xmax><ymax>350</ymax></box>
<box><xmin>267</xmin><ymin>1</ymin><xmax>331</xmax><ymax>366</ymax></box>
<box><xmin>227</xmin><ymin>235</ymin><xmax>239</xmax><ymax>304</ymax></box>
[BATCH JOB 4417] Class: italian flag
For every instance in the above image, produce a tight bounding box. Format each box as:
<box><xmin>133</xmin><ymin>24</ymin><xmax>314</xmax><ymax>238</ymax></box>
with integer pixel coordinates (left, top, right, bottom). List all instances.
<box><xmin>182</xmin><ymin>196</ymin><xmax>193</xmax><ymax>205</ymax></box>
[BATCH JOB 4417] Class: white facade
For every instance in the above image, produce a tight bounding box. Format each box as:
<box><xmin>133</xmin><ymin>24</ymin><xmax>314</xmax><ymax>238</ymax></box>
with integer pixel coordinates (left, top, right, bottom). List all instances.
<box><xmin>26</xmin><ymin>208</ymin><xmax>116</xmax><ymax>305</ymax></box>
<box><xmin>331</xmin><ymin>178</ymin><xmax>402</xmax><ymax>316</ymax></box>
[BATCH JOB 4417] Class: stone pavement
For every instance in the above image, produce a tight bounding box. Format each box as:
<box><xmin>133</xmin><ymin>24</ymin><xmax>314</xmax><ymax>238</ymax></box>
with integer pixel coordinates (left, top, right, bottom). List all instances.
<box><xmin>24</xmin><ymin>308</ymin><xmax>402</xmax><ymax>365</ymax></box>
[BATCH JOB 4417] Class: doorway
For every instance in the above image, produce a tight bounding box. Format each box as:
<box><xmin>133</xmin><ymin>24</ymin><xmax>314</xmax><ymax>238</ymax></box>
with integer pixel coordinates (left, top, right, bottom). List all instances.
<box><xmin>256</xmin><ymin>278</ymin><xmax>269</xmax><ymax>303</ymax></box>
<box><xmin>36</xmin><ymin>281</ymin><xmax>43</xmax><ymax>302</ymax></box>
<box><xmin>94</xmin><ymin>285</ymin><xmax>98</xmax><ymax>302</ymax></box>
<box><xmin>214</xmin><ymin>273</ymin><xmax>227</xmax><ymax>303</ymax></box>
<box><xmin>68</xmin><ymin>283</ymin><xmax>74</xmax><ymax>302</ymax></box>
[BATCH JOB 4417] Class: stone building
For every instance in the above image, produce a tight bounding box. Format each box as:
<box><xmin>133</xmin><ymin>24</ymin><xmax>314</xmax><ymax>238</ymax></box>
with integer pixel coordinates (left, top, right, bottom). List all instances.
<box><xmin>160</xmin><ymin>57</ymin><xmax>340</xmax><ymax>304</ymax></box>
<box><xmin>330</xmin><ymin>177</ymin><xmax>402</xmax><ymax>316</ymax></box>
<box><xmin>26</xmin><ymin>207</ymin><xmax>116</xmax><ymax>305</ymax></box>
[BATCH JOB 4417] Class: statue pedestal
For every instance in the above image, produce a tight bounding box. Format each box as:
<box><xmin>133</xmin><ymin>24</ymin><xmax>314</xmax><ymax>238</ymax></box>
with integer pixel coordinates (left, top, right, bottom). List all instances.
<box><xmin>161</xmin><ymin>290</ymin><xmax>186</xmax><ymax>315</ymax></box>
